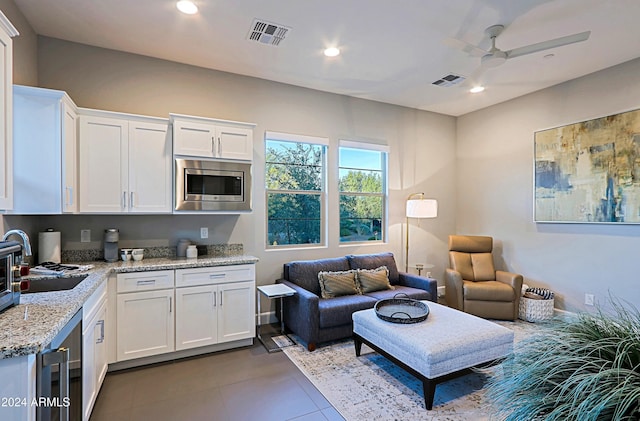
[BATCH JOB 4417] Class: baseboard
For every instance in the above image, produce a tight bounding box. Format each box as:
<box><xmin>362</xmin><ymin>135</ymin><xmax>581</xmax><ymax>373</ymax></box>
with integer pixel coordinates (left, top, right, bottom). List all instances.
<box><xmin>107</xmin><ymin>338</ymin><xmax>254</xmax><ymax>371</ymax></box>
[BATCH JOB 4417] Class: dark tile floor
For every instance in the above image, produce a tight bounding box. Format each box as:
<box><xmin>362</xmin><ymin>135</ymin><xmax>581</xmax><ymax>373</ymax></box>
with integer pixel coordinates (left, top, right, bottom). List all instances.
<box><xmin>89</xmin><ymin>343</ymin><xmax>344</xmax><ymax>421</ymax></box>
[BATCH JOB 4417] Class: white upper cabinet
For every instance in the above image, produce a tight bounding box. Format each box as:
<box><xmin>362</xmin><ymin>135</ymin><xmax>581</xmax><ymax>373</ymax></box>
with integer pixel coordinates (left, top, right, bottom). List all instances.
<box><xmin>12</xmin><ymin>85</ymin><xmax>78</xmax><ymax>214</ymax></box>
<box><xmin>79</xmin><ymin>109</ymin><xmax>171</xmax><ymax>213</ymax></box>
<box><xmin>128</xmin><ymin>120</ymin><xmax>172</xmax><ymax>213</ymax></box>
<box><xmin>170</xmin><ymin>113</ymin><xmax>254</xmax><ymax>161</ymax></box>
<box><xmin>0</xmin><ymin>13</ymin><xmax>18</xmax><ymax>211</ymax></box>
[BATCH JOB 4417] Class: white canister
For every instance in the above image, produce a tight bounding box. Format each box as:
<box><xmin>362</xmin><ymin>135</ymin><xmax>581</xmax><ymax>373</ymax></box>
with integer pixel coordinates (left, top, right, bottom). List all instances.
<box><xmin>186</xmin><ymin>245</ymin><xmax>198</xmax><ymax>259</ymax></box>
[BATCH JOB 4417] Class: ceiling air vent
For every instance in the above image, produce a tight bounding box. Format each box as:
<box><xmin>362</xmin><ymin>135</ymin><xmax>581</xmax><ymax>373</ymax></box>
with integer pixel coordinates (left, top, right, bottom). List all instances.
<box><xmin>432</xmin><ymin>73</ymin><xmax>466</xmax><ymax>87</ymax></box>
<box><xmin>247</xmin><ymin>19</ymin><xmax>291</xmax><ymax>47</ymax></box>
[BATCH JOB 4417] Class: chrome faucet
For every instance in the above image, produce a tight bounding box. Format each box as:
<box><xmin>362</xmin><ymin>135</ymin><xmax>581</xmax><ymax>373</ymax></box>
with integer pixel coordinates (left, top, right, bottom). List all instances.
<box><xmin>2</xmin><ymin>229</ymin><xmax>33</xmax><ymax>256</ymax></box>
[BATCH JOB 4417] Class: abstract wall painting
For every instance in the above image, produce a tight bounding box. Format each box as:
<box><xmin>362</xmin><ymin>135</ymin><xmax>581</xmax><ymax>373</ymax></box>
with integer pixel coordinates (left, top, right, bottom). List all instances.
<box><xmin>535</xmin><ymin>108</ymin><xmax>640</xmax><ymax>223</ymax></box>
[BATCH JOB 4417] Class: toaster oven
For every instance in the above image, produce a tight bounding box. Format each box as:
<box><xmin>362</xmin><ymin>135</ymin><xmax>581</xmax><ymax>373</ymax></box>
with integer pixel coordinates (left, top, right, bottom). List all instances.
<box><xmin>0</xmin><ymin>241</ymin><xmax>22</xmax><ymax>313</ymax></box>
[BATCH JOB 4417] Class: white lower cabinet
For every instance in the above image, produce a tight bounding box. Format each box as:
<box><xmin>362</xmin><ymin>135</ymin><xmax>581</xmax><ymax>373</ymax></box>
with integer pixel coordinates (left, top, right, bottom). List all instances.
<box><xmin>175</xmin><ymin>285</ymin><xmax>218</xmax><ymax>350</ymax></box>
<box><xmin>115</xmin><ymin>271</ymin><xmax>175</xmax><ymax>361</ymax></box>
<box><xmin>175</xmin><ymin>265</ymin><xmax>256</xmax><ymax>351</ymax></box>
<box><xmin>82</xmin><ymin>283</ymin><xmax>108</xmax><ymax>421</ymax></box>
<box><xmin>114</xmin><ymin>265</ymin><xmax>255</xmax><ymax>364</ymax></box>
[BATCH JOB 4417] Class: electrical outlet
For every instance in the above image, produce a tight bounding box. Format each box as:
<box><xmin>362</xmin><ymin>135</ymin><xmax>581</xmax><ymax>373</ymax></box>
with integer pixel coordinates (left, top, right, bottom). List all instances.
<box><xmin>200</xmin><ymin>227</ymin><xmax>208</xmax><ymax>239</ymax></box>
<box><xmin>585</xmin><ymin>293</ymin><xmax>595</xmax><ymax>306</ymax></box>
<box><xmin>80</xmin><ymin>229</ymin><xmax>91</xmax><ymax>243</ymax></box>
<box><xmin>437</xmin><ymin>285</ymin><xmax>446</xmax><ymax>298</ymax></box>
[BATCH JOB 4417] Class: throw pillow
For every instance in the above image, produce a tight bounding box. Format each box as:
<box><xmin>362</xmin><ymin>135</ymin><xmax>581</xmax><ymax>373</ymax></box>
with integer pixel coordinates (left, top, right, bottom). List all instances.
<box><xmin>318</xmin><ymin>270</ymin><xmax>360</xmax><ymax>298</ymax></box>
<box><xmin>356</xmin><ymin>266</ymin><xmax>394</xmax><ymax>293</ymax></box>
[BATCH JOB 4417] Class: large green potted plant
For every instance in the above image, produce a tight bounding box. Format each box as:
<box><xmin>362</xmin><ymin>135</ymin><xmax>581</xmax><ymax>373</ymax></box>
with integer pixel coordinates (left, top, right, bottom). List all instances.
<box><xmin>486</xmin><ymin>299</ymin><xmax>640</xmax><ymax>420</ymax></box>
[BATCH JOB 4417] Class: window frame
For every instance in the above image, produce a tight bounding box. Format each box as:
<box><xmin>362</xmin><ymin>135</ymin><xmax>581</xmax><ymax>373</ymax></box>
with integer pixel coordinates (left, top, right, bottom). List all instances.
<box><xmin>265</xmin><ymin>131</ymin><xmax>328</xmax><ymax>249</ymax></box>
<box><xmin>338</xmin><ymin>140</ymin><xmax>389</xmax><ymax>245</ymax></box>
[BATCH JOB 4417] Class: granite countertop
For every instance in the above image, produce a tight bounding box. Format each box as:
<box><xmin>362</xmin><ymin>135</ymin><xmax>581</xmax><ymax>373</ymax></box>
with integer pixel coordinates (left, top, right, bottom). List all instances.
<box><xmin>0</xmin><ymin>255</ymin><xmax>259</xmax><ymax>360</ymax></box>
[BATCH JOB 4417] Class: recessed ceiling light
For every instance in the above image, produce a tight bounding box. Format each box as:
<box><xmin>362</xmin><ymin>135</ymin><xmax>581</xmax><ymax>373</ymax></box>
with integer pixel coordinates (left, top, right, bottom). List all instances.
<box><xmin>470</xmin><ymin>86</ymin><xmax>485</xmax><ymax>93</ymax></box>
<box><xmin>324</xmin><ymin>47</ymin><xmax>340</xmax><ymax>57</ymax></box>
<box><xmin>176</xmin><ymin>0</ymin><xmax>198</xmax><ymax>15</ymax></box>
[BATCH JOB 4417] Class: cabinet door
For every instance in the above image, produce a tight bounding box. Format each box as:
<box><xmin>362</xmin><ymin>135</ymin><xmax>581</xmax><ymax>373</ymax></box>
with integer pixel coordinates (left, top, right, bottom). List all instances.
<box><xmin>79</xmin><ymin>116</ymin><xmax>128</xmax><ymax>213</ymax></box>
<box><xmin>217</xmin><ymin>126</ymin><xmax>253</xmax><ymax>161</ymax></box>
<box><xmin>116</xmin><ymin>289</ymin><xmax>174</xmax><ymax>361</ymax></box>
<box><xmin>82</xmin><ymin>315</ymin><xmax>97</xmax><ymax>421</ymax></box>
<box><xmin>175</xmin><ymin>285</ymin><xmax>218</xmax><ymax>351</ymax></box>
<box><xmin>173</xmin><ymin>119</ymin><xmax>215</xmax><ymax>158</ymax></box>
<box><xmin>218</xmin><ymin>281</ymin><xmax>255</xmax><ymax>343</ymax></box>
<box><xmin>62</xmin><ymin>102</ymin><xmax>78</xmax><ymax>213</ymax></box>
<box><xmin>128</xmin><ymin>120</ymin><xmax>171</xmax><ymax>213</ymax></box>
<box><xmin>0</xmin><ymin>22</ymin><xmax>14</xmax><ymax>210</ymax></box>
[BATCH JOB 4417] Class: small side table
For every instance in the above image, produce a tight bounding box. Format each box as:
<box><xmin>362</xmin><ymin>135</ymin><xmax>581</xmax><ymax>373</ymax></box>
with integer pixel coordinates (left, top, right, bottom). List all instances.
<box><xmin>257</xmin><ymin>284</ymin><xmax>296</xmax><ymax>353</ymax></box>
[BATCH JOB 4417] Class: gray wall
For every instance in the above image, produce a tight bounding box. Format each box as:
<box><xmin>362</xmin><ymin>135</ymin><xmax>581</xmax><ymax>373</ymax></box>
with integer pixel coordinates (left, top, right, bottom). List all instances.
<box><xmin>5</xmin><ymin>37</ymin><xmax>457</xmax><ymax>307</ymax></box>
<box><xmin>456</xmin><ymin>57</ymin><xmax>640</xmax><ymax>312</ymax></box>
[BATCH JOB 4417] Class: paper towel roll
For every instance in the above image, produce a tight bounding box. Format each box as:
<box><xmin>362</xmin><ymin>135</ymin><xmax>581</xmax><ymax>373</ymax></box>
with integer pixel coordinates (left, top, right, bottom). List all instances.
<box><xmin>39</xmin><ymin>230</ymin><xmax>61</xmax><ymax>263</ymax></box>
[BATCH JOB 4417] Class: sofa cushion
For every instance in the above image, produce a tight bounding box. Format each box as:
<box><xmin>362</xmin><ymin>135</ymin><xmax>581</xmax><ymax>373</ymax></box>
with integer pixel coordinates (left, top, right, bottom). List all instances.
<box><xmin>356</xmin><ymin>266</ymin><xmax>394</xmax><ymax>293</ymax></box>
<box><xmin>347</xmin><ymin>252</ymin><xmax>400</xmax><ymax>284</ymax></box>
<box><xmin>318</xmin><ymin>295</ymin><xmax>377</xmax><ymax>328</ymax></box>
<box><xmin>285</xmin><ymin>257</ymin><xmax>350</xmax><ymax>296</ymax></box>
<box><xmin>318</xmin><ymin>270</ymin><xmax>359</xmax><ymax>298</ymax></box>
<box><xmin>365</xmin><ymin>285</ymin><xmax>431</xmax><ymax>301</ymax></box>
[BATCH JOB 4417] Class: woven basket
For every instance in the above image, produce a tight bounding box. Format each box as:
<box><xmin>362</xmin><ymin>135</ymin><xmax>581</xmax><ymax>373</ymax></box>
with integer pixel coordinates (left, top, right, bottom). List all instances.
<box><xmin>519</xmin><ymin>288</ymin><xmax>554</xmax><ymax>322</ymax></box>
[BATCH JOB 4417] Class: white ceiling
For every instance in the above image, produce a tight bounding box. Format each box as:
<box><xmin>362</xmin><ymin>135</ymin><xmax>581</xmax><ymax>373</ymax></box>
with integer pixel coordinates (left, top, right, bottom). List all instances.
<box><xmin>13</xmin><ymin>0</ymin><xmax>640</xmax><ymax>116</ymax></box>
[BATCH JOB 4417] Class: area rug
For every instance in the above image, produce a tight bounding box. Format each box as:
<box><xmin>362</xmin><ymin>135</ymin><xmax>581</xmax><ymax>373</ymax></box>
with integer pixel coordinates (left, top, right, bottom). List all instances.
<box><xmin>283</xmin><ymin>319</ymin><xmax>550</xmax><ymax>421</ymax></box>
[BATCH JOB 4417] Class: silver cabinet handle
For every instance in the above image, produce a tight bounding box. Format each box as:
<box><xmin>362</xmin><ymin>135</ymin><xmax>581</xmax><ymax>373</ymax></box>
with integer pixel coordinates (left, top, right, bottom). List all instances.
<box><xmin>65</xmin><ymin>186</ymin><xmax>73</xmax><ymax>207</ymax></box>
<box><xmin>122</xmin><ymin>191</ymin><xmax>127</xmax><ymax>209</ymax></box>
<box><xmin>130</xmin><ymin>191</ymin><xmax>135</xmax><ymax>208</ymax></box>
<box><xmin>209</xmin><ymin>273</ymin><xmax>225</xmax><ymax>279</ymax></box>
<box><xmin>137</xmin><ymin>279</ymin><xmax>156</xmax><ymax>286</ymax></box>
<box><xmin>169</xmin><ymin>296</ymin><xmax>172</xmax><ymax>313</ymax></box>
<box><xmin>217</xmin><ymin>137</ymin><xmax>221</xmax><ymax>156</ymax></box>
<box><xmin>213</xmin><ymin>292</ymin><xmax>216</xmax><ymax>308</ymax></box>
<box><xmin>96</xmin><ymin>319</ymin><xmax>105</xmax><ymax>344</ymax></box>
<box><xmin>211</xmin><ymin>136</ymin><xmax>215</xmax><ymax>155</ymax></box>
<box><xmin>219</xmin><ymin>291</ymin><xmax>223</xmax><ymax>306</ymax></box>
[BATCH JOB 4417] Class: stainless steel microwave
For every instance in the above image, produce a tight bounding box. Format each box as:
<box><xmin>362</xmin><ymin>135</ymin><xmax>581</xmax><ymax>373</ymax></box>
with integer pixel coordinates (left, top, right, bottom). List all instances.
<box><xmin>175</xmin><ymin>159</ymin><xmax>252</xmax><ymax>211</ymax></box>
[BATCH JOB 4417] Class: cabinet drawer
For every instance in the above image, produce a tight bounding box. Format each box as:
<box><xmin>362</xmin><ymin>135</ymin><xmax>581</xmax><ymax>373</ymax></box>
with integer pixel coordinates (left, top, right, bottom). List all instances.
<box><xmin>176</xmin><ymin>264</ymin><xmax>255</xmax><ymax>287</ymax></box>
<box><xmin>117</xmin><ymin>270</ymin><xmax>174</xmax><ymax>293</ymax></box>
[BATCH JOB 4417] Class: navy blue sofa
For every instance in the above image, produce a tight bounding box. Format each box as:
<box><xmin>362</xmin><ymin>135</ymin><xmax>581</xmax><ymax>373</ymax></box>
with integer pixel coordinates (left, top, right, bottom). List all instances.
<box><xmin>277</xmin><ymin>252</ymin><xmax>437</xmax><ymax>351</ymax></box>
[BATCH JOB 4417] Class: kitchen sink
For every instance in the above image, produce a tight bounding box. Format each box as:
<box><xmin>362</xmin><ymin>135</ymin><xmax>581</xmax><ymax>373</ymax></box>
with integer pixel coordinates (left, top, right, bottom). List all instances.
<box><xmin>21</xmin><ymin>275</ymin><xmax>88</xmax><ymax>294</ymax></box>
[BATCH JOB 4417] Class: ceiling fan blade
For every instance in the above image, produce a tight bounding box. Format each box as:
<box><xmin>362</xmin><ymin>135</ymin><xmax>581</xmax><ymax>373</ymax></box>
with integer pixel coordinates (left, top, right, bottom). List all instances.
<box><xmin>443</xmin><ymin>37</ymin><xmax>487</xmax><ymax>57</ymax></box>
<box><xmin>506</xmin><ymin>31</ymin><xmax>591</xmax><ymax>59</ymax></box>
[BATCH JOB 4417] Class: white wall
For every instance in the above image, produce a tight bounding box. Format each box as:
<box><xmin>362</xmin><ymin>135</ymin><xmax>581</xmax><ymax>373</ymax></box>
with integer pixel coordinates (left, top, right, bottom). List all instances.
<box><xmin>456</xmin><ymin>57</ymin><xmax>640</xmax><ymax>312</ymax></box>
<box><xmin>2</xmin><ymin>37</ymin><xmax>458</xmax><ymax>310</ymax></box>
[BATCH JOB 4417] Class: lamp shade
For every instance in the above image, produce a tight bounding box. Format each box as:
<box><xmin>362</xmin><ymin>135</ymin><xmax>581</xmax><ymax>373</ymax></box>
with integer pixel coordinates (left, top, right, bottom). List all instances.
<box><xmin>406</xmin><ymin>198</ymin><xmax>437</xmax><ymax>218</ymax></box>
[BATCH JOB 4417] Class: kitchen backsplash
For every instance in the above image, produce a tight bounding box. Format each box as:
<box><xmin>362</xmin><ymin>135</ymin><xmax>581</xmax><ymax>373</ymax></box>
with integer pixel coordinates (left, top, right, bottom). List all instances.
<box><xmin>62</xmin><ymin>243</ymin><xmax>244</xmax><ymax>263</ymax></box>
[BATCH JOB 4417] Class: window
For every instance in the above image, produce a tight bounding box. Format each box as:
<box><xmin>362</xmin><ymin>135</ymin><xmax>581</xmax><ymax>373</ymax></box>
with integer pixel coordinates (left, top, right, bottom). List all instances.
<box><xmin>265</xmin><ymin>132</ymin><xmax>327</xmax><ymax>247</ymax></box>
<box><xmin>339</xmin><ymin>141</ymin><xmax>388</xmax><ymax>243</ymax></box>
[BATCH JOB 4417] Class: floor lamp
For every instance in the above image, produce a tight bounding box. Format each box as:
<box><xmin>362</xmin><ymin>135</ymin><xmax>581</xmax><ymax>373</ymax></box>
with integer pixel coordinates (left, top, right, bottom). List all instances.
<box><xmin>405</xmin><ymin>193</ymin><xmax>438</xmax><ymax>273</ymax></box>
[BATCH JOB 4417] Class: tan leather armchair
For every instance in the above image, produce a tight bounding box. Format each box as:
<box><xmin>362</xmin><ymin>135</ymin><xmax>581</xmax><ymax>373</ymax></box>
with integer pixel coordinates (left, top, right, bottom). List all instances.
<box><xmin>445</xmin><ymin>235</ymin><xmax>522</xmax><ymax>320</ymax></box>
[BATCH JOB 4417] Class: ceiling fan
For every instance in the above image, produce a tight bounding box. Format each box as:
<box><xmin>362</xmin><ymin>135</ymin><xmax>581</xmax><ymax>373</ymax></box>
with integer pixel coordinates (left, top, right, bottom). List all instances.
<box><xmin>453</xmin><ymin>24</ymin><xmax>591</xmax><ymax>84</ymax></box>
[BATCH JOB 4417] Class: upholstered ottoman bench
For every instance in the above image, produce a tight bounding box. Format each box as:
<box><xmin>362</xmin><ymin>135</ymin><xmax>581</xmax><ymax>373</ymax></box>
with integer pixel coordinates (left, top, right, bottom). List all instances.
<box><xmin>352</xmin><ymin>301</ymin><xmax>514</xmax><ymax>410</ymax></box>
